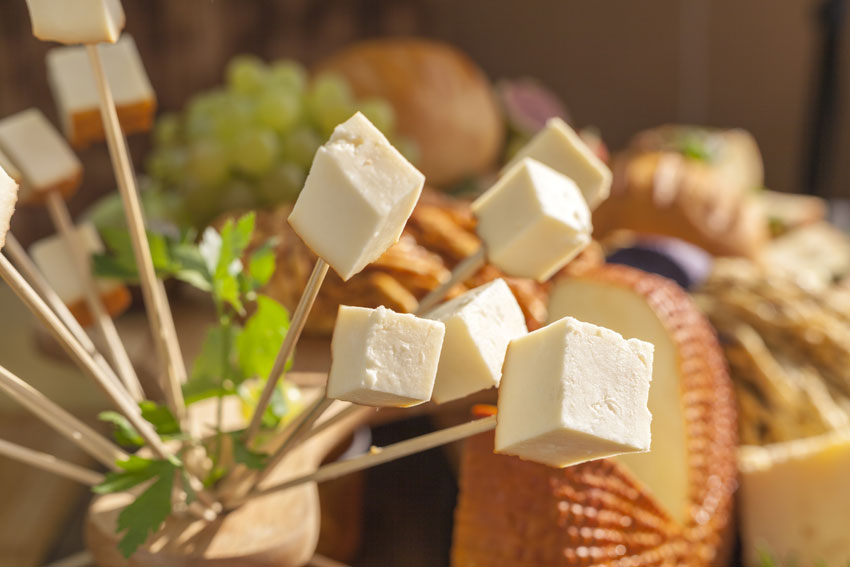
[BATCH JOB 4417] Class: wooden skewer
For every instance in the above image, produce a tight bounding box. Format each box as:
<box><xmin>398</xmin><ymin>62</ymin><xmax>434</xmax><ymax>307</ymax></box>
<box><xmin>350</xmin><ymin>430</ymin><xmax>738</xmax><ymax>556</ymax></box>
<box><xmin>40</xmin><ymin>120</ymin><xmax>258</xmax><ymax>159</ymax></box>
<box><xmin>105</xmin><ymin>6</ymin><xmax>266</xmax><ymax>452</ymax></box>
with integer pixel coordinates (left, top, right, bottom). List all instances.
<box><xmin>236</xmin><ymin>415</ymin><xmax>497</xmax><ymax>507</ymax></box>
<box><xmin>45</xmin><ymin>190</ymin><xmax>145</xmax><ymax>401</ymax></box>
<box><xmin>415</xmin><ymin>247</ymin><xmax>486</xmax><ymax>315</ymax></box>
<box><xmin>0</xmin><ymin>437</ymin><xmax>104</xmax><ymax>486</ymax></box>
<box><xmin>85</xmin><ymin>44</ymin><xmax>187</xmax><ymax>425</ymax></box>
<box><xmin>0</xmin><ymin>364</ymin><xmax>126</xmax><ymax>469</ymax></box>
<box><xmin>295</xmin><ymin>402</ymin><xmax>362</xmax><ymax>447</ymax></box>
<box><xmin>245</xmin><ymin>258</ymin><xmax>329</xmax><ymax>442</ymax></box>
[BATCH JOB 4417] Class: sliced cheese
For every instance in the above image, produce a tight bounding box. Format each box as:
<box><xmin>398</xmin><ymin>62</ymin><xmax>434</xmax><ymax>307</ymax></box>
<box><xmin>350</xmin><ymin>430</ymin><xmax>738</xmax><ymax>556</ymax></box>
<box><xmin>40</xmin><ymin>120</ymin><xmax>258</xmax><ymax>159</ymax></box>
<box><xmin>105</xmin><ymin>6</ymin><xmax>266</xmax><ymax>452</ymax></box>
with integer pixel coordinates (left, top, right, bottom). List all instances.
<box><xmin>326</xmin><ymin>305</ymin><xmax>445</xmax><ymax>407</ymax></box>
<box><xmin>0</xmin><ymin>165</ymin><xmax>19</xmax><ymax>250</ymax></box>
<box><xmin>24</xmin><ymin>0</ymin><xmax>125</xmax><ymax>45</ymax></box>
<box><xmin>289</xmin><ymin>112</ymin><xmax>425</xmax><ymax>281</ymax></box>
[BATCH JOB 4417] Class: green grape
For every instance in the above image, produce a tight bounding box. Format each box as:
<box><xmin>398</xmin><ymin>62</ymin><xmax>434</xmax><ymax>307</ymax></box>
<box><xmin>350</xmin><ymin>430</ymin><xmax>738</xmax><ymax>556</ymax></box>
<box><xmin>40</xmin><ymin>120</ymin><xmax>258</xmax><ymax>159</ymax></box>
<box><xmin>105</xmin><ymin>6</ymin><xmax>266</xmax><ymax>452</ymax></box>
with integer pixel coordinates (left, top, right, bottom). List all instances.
<box><xmin>219</xmin><ymin>180</ymin><xmax>260</xmax><ymax>212</ymax></box>
<box><xmin>153</xmin><ymin>113</ymin><xmax>181</xmax><ymax>147</ymax></box>
<box><xmin>226</xmin><ymin>54</ymin><xmax>267</xmax><ymax>95</ymax></box>
<box><xmin>358</xmin><ymin>98</ymin><xmax>395</xmax><ymax>134</ymax></box>
<box><xmin>254</xmin><ymin>88</ymin><xmax>301</xmax><ymax>134</ymax></box>
<box><xmin>147</xmin><ymin>147</ymin><xmax>188</xmax><ymax>185</ymax></box>
<box><xmin>267</xmin><ymin>60</ymin><xmax>307</xmax><ymax>93</ymax></box>
<box><xmin>213</xmin><ymin>95</ymin><xmax>255</xmax><ymax>142</ymax></box>
<box><xmin>232</xmin><ymin>129</ymin><xmax>279</xmax><ymax>176</ymax></box>
<box><xmin>280</xmin><ymin>127</ymin><xmax>322</xmax><ymax>170</ymax></box>
<box><xmin>307</xmin><ymin>72</ymin><xmax>355</xmax><ymax>135</ymax></box>
<box><xmin>258</xmin><ymin>162</ymin><xmax>306</xmax><ymax>204</ymax></box>
<box><xmin>187</xmin><ymin>140</ymin><xmax>229</xmax><ymax>186</ymax></box>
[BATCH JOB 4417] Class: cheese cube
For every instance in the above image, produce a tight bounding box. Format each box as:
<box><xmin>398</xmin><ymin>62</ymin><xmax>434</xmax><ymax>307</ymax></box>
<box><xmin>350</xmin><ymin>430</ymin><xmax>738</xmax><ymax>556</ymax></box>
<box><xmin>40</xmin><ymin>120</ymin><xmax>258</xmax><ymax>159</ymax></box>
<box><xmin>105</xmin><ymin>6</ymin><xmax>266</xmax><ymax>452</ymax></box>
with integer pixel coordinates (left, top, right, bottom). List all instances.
<box><xmin>327</xmin><ymin>305</ymin><xmax>445</xmax><ymax>407</ymax></box>
<box><xmin>472</xmin><ymin>158</ymin><xmax>591</xmax><ymax>282</ymax></box>
<box><xmin>0</xmin><ymin>166</ymin><xmax>19</xmax><ymax>251</ymax></box>
<box><xmin>505</xmin><ymin>118</ymin><xmax>611</xmax><ymax>209</ymax></box>
<box><xmin>0</xmin><ymin>109</ymin><xmax>83</xmax><ymax>204</ymax></box>
<box><xmin>47</xmin><ymin>35</ymin><xmax>156</xmax><ymax>148</ymax></box>
<box><xmin>25</xmin><ymin>0</ymin><xmax>125</xmax><ymax>45</ymax></box>
<box><xmin>425</xmin><ymin>279</ymin><xmax>527</xmax><ymax>403</ymax></box>
<box><xmin>495</xmin><ymin>316</ymin><xmax>653</xmax><ymax>468</ymax></box>
<box><xmin>29</xmin><ymin>222</ymin><xmax>129</xmax><ymax>324</ymax></box>
<box><xmin>288</xmin><ymin>112</ymin><xmax>425</xmax><ymax>281</ymax></box>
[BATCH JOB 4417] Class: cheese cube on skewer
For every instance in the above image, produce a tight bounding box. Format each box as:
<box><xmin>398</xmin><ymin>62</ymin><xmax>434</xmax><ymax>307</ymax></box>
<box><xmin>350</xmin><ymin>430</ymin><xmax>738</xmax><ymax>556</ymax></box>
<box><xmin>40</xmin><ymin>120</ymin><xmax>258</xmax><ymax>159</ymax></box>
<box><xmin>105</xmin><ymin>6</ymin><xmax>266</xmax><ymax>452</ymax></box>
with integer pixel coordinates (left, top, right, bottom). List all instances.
<box><xmin>495</xmin><ymin>316</ymin><xmax>653</xmax><ymax>468</ymax></box>
<box><xmin>472</xmin><ymin>158</ymin><xmax>591</xmax><ymax>282</ymax></box>
<box><xmin>29</xmin><ymin>222</ymin><xmax>130</xmax><ymax>326</ymax></box>
<box><xmin>289</xmin><ymin>112</ymin><xmax>425</xmax><ymax>281</ymax></box>
<box><xmin>47</xmin><ymin>35</ymin><xmax>156</xmax><ymax>148</ymax></box>
<box><xmin>0</xmin><ymin>166</ymin><xmax>19</xmax><ymax>250</ymax></box>
<box><xmin>327</xmin><ymin>306</ymin><xmax>445</xmax><ymax>407</ymax></box>
<box><xmin>425</xmin><ymin>279</ymin><xmax>527</xmax><ymax>404</ymax></box>
<box><xmin>0</xmin><ymin>109</ymin><xmax>83</xmax><ymax>205</ymax></box>
<box><xmin>505</xmin><ymin>117</ymin><xmax>611</xmax><ymax>209</ymax></box>
<box><xmin>24</xmin><ymin>0</ymin><xmax>125</xmax><ymax>45</ymax></box>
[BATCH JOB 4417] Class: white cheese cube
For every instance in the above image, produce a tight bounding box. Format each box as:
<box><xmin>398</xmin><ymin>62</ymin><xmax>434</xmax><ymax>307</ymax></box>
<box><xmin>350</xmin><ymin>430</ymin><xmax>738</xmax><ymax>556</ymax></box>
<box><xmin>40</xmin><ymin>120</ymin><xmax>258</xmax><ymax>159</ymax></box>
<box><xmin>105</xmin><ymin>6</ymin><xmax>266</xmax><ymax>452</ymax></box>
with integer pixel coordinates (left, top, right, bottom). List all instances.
<box><xmin>0</xmin><ymin>109</ymin><xmax>83</xmax><ymax>204</ymax></box>
<box><xmin>0</xmin><ymin>166</ymin><xmax>19</xmax><ymax>250</ymax></box>
<box><xmin>495</xmin><ymin>316</ymin><xmax>653</xmax><ymax>468</ymax></box>
<box><xmin>288</xmin><ymin>112</ymin><xmax>425</xmax><ymax>281</ymax></box>
<box><xmin>425</xmin><ymin>279</ymin><xmax>527</xmax><ymax>404</ymax></box>
<box><xmin>47</xmin><ymin>35</ymin><xmax>156</xmax><ymax>148</ymax></box>
<box><xmin>25</xmin><ymin>0</ymin><xmax>125</xmax><ymax>45</ymax></box>
<box><xmin>505</xmin><ymin>118</ymin><xmax>611</xmax><ymax>209</ymax></box>
<box><xmin>327</xmin><ymin>305</ymin><xmax>445</xmax><ymax>407</ymax></box>
<box><xmin>472</xmin><ymin>158</ymin><xmax>591</xmax><ymax>282</ymax></box>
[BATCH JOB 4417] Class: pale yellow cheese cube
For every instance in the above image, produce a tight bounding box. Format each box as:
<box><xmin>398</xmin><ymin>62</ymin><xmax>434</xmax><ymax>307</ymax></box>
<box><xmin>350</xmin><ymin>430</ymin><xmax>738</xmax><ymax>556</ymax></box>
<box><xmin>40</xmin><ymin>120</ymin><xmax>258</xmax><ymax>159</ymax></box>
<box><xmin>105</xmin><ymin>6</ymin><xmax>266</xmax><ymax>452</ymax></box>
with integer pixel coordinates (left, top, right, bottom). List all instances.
<box><xmin>0</xmin><ymin>109</ymin><xmax>83</xmax><ymax>204</ymax></box>
<box><xmin>505</xmin><ymin>117</ymin><xmax>611</xmax><ymax>209</ymax></box>
<box><xmin>0</xmin><ymin>165</ymin><xmax>19</xmax><ymax>250</ymax></box>
<box><xmin>495</xmin><ymin>316</ymin><xmax>653</xmax><ymax>468</ymax></box>
<box><xmin>327</xmin><ymin>306</ymin><xmax>445</xmax><ymax>407</ymax></box>
<box><xmin>426</xmin><ymin>279</ymin><xmax>527</xmax><ymax>404</ymax></box>
<box><xmin>25</xmin><ymin>0</ymin><xmax>125</xmax><ymax>45</ymax></box>
<box><xmin>472</xmin><ymin>158</ymin><xmax>591</xmax><ymax>282</ymax></box>
<box><xmin>288</xmin><ymin>112</ymin><xmax>425</xmax><ymax>281</ymax></box>
<box><xmin>47</xmin><ymin>35</ymin><xmax>156</xmax><ymax>148</ymax></box>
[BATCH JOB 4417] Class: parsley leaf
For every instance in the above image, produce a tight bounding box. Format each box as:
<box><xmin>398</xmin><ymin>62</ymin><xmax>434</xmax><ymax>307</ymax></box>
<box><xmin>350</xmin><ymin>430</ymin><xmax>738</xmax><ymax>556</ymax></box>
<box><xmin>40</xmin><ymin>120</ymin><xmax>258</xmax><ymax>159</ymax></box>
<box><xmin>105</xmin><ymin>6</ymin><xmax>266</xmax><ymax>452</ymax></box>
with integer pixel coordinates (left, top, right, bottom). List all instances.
<box><xmin>236</xmin><ymin>294</ymin><xmax>290</xmax><ymax>381</ymax></box>
<box><xmin>98</xmin><ymin>411</ymin><xmax>144</xmax><ymax>447</ymax></box>
<box><xmin>229</xmin><ymin>431</ymin><xmax>269</xmax><ymax>470</ymax></box>
<box><xmin>99</xmin><ymin>403</ymin><xmax>184</xmax><ymax>447</ymax></box>
<box><xmin>115</xmin><ymin>461</ymin><xmax>175</xmax><ymax>557</ymax></box>
<box><xmin>183</xmin><ymin>325</ymin><xmax>244</xmax><ymax>405</ymax></box>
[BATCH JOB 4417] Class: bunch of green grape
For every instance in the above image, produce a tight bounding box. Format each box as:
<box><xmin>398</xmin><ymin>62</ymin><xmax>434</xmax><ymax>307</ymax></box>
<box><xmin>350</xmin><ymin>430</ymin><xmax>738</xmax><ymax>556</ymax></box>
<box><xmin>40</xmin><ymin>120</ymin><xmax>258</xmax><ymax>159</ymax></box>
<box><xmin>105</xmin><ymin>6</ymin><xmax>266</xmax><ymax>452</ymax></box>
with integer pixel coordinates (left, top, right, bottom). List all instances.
<box><xmin>146</xmin><ymin>55</ymin><xmax>413</xmax><ymax>228</ymax></box>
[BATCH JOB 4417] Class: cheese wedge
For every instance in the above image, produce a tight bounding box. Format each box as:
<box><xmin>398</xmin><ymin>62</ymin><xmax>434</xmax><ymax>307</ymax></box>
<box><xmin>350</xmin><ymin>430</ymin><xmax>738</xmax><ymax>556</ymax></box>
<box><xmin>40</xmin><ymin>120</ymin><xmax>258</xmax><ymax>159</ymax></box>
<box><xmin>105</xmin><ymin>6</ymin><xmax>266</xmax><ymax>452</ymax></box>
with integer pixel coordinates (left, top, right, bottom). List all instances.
<box><xmin>326</xmin><ymin>305</ymin><xmax>445</xmax><ymax>407</ymax></box>
<box><xmin>24</xmin><ymin>0</ymin><xmax>125</xmax><ymax>45</ymax></box>
<box><xmin>505</xmin><ymin>117</ymin><xmax>612</xmax><ymax>209</ymax></box>
<box><xmin>0</xmin><ymin>165</ymin><xmax>19</xmax><ymax>250</ymax></box>
<box><xmin>471</xmin><ymin>158</ymin><xmax>591</xmax><ymax>282</ymax></box>
<box><xmin>47</xmin><ymin>35</ymin><xmax>156</xmax><ymax>148</ymax></box>
<box><xmin>425</xmin><ymin>279</ymin><xmax>527</xmax><ymax>404</ymax></box>
<box><xmin>29</xmin><ymin>222</ymin><xmax>130</xmax><ymax>326</ymax></box>
<box><xmin>739</xmin><ymin>431</ymin><xmax>850</xmax><ymax>567</ymax></box>
<box><xmin>289</xmin><ymin>112</ymin><xmax>425</xmax><ymax>281</ymax></box>
<box><xmin>0</xmin><ymin>109</ymin><xmax>82</xmax><ymax>204</ymax></box>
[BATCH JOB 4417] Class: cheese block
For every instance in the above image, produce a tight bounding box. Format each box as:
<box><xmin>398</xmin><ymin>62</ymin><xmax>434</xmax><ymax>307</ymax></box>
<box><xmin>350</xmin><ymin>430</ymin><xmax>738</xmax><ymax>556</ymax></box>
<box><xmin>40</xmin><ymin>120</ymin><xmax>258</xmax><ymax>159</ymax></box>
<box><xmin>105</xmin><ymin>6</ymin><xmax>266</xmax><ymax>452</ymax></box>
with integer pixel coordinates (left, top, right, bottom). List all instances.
<box><xmin>425</xmin><ymin>278</ymin><xmax>527</xmax><ymax>404</ymax></box>
<box><xmin>29</xmin><ymin>222</ymin><xmax>130</xmax><ymax>327</ymax></box>
<box><xmin>326</xmin><ymin>305</ymin><xmax>445</xmax><ymax>407</ymax></box>
<box><xmin>24</xmin><ymin>0</ymin><xmax>125</xmax><ymax>45</ymax></box>
<box><xmin>495</xmin><ymin>316</ymin><xmax>653</xmax><ymax>467</ymax></box>
<box><xmin>288</xmin><ymin>112</ymin><xmax>425</xmax><ymax>280</ymax></box>
<box><xmin>0</xmin><ymin>109</ymin><xmax>83</xmax><ymax>205</ymax></box>
<box><xmin>47</xmin><ymin>35</ymin><xmax>156</xmax><ymax>148</ymax></box>
<box><xmin>452</xmin><ymin>265</ymin><xmax>737</xmax><ymax>566</ymax></box>
<box><xmin>504</xmin><ymin>117</ymin><xmax>612</xmax><ymax>209</ymax></box>
<box><xmin>739</xmin><ymin>431</ymin><xmax>850</xmax><ymax>566</ymax></box>
<box><xmin>471</xmin><ymin>158</ymin><xmax>591</xmax><ymax>282</ymax></box>
<box><xmin>0</xmin><ymin>165</ymin><xmax>19</xmax><ymax>250</ymax></box>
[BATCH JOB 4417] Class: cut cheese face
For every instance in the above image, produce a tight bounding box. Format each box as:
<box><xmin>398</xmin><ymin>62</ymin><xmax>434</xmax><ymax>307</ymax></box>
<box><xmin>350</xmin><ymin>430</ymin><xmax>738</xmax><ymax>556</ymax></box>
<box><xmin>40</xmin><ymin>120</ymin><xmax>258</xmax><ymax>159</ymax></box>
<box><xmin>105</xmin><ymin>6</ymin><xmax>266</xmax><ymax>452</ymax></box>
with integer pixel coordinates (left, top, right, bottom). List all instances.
<box><xmin>472</xmin><ymin>158</ymin><xmax>591</xmax><ymax>282</ymax></box>
<box><xmin>504</xmin><ymin>117</ymin><xmax>611</xmax><ymax>209</ymax></box>
<box><xmin>289</xmin><ymin>112</ymin><xmax>425</xmax><ymax>281</ymax></box>
<box><xmin>425</xmin><ymin>279</ymin><xmax>527</xmax><ymax>404</ymax></box>
<box><xmin>495</xmin><ymin>316</ymin><xmax>653</xmax><ymax>468</ymax></box>
<box><xmin>739</xmin><ymin>431</ymin><xmax>850</xmax><ymax>567</ymax></box>
<box><xmin>25</xmin><ymin>0</ymin><xmax>125</xmax><ymax>45</ymax></box>
<box><xmin>47</xmin><ymin>35</ymin><xmax>155</xmax><ymax>148</ymax></box>
<box><xmin>0</xmin><ymin>109</ymin><xmax>82</xmax><ymax>204</ymax></box>
<box><xmin>0</xmin><ymin>165</ymin><xmax>19</xmax><ymax>250</ymax></box>
<box><xmin>327</xmin><ymin>305</ymin><xmax>445</xmax><ymax>407</ymax></box>
<box><xmin>548</xmin><ymin>278</ymin><xmax>690</xmax><ymax>524</ymax></box>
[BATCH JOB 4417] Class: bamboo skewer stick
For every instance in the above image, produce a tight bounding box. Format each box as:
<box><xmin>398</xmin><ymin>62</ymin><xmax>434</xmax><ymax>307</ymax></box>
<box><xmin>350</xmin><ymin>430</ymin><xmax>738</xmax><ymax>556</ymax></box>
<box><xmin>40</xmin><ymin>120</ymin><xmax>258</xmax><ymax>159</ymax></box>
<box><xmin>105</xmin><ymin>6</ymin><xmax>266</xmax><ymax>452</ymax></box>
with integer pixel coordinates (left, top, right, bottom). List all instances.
<box><xmin>0</xmin><ymin>364</ymin><xmax>126</xmax><ymax>469</ymax></box>
<box><xmin>245</xmin><ymin>258</ymin><xmax>329</xmax><ymax>442</ymax></box>
<box><xmin>415</xmin><ymin>247</ymin><xmax>487</xmax><ymax>315</ymax></box>
<box><xmin>236</xmin><ymin>415</ymin><xmax>497</xmax><ymax>507</ymax></box>
<box><xmin>45</xmin><ymin>190</ymin><xmax>144</xmax><ymax>401</ymax></box>
<box><xmin>0</xmin><ymin>437</ymin><xmax>104</xmax><ymax>486</ymax></box>
<box><xmin>85</xmin><ymin>44</ymin><xmax>187</xmax><ymax>425</ymax></box>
